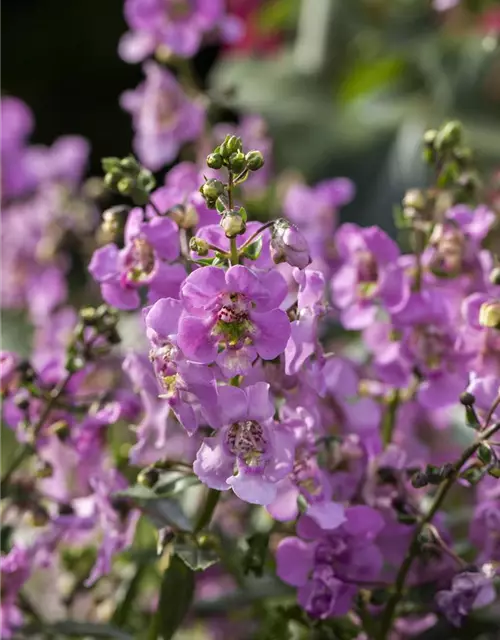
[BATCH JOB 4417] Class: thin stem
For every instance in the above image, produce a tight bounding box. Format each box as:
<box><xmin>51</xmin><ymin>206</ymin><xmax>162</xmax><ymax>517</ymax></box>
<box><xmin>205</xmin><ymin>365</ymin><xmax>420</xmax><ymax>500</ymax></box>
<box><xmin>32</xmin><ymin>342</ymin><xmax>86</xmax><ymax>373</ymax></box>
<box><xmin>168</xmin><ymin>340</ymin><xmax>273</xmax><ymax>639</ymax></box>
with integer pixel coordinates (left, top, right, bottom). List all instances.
<box><xmin>377</xmin><ymin>417</ymin><xmax>500</xmax><ymax>639</ymax></box>
<box><xmin>1</xmin><ymin>370</ymin><xmax>73</xmax><ymax>491</ymax></box>
<box><xmin>238</xmin><ymin>220</ymin><xmax>275</xmax><ymax>254</ymax></box>
<box><xmin>381</xmin><ymin>390</ymin><xmax>400</xmax><ymax>448</ymax></box>
<box><xmin>227</xmin><ymin>171</ymin><xmax>239</xmax><ymax>266</ymax></box>
<box><xmin>194</xmin><ymin>488</ymin><xmax>221</xmax><ymax>533</ymax></box>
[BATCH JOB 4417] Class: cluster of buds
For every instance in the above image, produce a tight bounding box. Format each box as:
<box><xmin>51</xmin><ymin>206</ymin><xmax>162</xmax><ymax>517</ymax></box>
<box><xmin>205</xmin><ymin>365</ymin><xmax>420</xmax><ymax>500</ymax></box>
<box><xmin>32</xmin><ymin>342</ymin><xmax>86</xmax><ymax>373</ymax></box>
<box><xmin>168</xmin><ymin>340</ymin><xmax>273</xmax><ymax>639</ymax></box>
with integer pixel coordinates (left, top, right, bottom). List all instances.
<box><xmin>66</xmin><ymin>304</ymin><xmax>120</xmax><ymax>371</ymax></box>
<box><xmin>102</xmin><ymin>155</ymin><xmax>156</xmax><ymax>206</ymax></box>
<box><xmin>423</xmin><ymin>121</ymin><xmax>481</xmax><ymax>200</ymax></box>
<box><xmin>200</xmin><ymin>135</ymin><xmax>265</xmax><ymax>240</ymax></box>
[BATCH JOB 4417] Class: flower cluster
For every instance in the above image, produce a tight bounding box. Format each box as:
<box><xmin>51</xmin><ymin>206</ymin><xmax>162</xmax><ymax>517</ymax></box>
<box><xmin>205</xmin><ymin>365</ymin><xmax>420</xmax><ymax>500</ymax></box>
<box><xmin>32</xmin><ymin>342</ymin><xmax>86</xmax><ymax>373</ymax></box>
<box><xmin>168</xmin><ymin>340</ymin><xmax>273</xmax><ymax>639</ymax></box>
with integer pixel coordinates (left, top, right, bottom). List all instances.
<box><xmin>2</xmin><ymin>6</ymin><xmax>500</xmax><ymax>640</ymax></box>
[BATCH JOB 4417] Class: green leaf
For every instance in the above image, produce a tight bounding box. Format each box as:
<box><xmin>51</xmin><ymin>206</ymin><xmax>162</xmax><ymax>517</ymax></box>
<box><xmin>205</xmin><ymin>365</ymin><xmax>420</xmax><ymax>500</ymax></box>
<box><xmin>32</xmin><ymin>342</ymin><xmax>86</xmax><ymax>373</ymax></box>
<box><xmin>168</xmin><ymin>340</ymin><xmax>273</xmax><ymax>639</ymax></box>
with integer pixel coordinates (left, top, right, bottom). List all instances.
<box><xmin>216</xmin><ymin>197</ymin><xmax>226</xmax><ymax>214</ymax></box>
<box><xmin>115</xmin><ymin>487</ymin><xmax>193</xmax><ymax>532</ymax></box>
<box><xmin>340</xmin><ymin>57</ymin><xmax>405</xmax><ymax>104</ymax></box>
<box><xmin>154</xmin><ymin>472</ymin><xmax>200</xmax><ymax>497</ymax></box>
<box><xmin>243</xmin><ymin>237</ymin><xmax>263</xmax><ymax>261</ymax></box>
<box><xmin>148</xmin><ymin>555</ymin><xmax>195</xmax><ymax>640</ymax></box>
<box><xmin>175</xmin><ymin>541</ymin><xmax>220</xmax><ymax>572</ymax></box>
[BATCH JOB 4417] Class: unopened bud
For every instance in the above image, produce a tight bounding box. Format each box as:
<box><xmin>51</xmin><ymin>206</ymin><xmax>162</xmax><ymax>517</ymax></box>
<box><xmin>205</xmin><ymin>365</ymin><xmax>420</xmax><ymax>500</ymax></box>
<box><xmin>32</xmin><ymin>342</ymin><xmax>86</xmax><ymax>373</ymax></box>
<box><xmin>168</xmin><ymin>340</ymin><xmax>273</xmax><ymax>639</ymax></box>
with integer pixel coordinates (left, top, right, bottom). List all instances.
<box><xmin>435</xmin><ymin>121</ymin><xmax>463</xmax><ymax>152</ymax></box>
<box><xmin>411</xmin><ymin>471</ymin><xmax>428</xmax><ymax>489</ymax></box>
<box><xmin>120</xmin><ymin>156</ymin><xmax>141</xmax><ymax>172</ymax></box>
<box><xmin>206</xmin><ymin>153</ymin><xmax>223</xmax><ymax>170</ymax></box>
<box><xmin>189</xmin><ymin>237</ymin><xmax>210</xmax><ymax>256</ymax></box>
<box><xmin>221</xmin><ymin>212</ymin><xmax>246</xmax><ymax>238</ymax></box>
<box><xmin>479</xmin><ymin>301</ymin><xmax>500</xmax><ymax>329</ymax></box>
<box><xmin>80</xmin><ymin>306</ymin><xmax>98</xmax><ymax>325</ymax></box>
<box><xmin>245</xmin><ymin>150</ymin><xmax>265</xmax><ymax>171</ymax></box>
<box><xmin>402</xmin><ymin>189</ymin><xmax>426</xmax><ymax>211</ymax></box>
<box><xmin>201</xmin><ymin>179</ymin><xmax>225</xmax><ymax>201</ymax></box>
<box><xmin>169</xmin><ymin>204</ymin><xmax>199</xmax><ymax>229</ymax></box>
<box><xmin>220</xmin><ymin>135</ymin><xmax>242</xmax><ymax>159</ymax></box>
<box><xmin>460</xmin><ymin>391</ymin><xmax>475</xmax><ymax>407</ymax></box>
<box><xmin>270</xmin><ymin>219</ymin><xmax>311</xmax><ymax>269</ymax></box>
<box><xmin>104</xmin><ymin>170</ymin><xmax>121</xmax><ymax>190</ymax></box>
<box><xmin>117</xmin><ymin>177</ymin><xmax>134</xmax><ymax>196</ymax></box>
<box><xmin>229</xmin><ymin>151</ymin><xmax>246</xmax><ymax>174</ymax></box>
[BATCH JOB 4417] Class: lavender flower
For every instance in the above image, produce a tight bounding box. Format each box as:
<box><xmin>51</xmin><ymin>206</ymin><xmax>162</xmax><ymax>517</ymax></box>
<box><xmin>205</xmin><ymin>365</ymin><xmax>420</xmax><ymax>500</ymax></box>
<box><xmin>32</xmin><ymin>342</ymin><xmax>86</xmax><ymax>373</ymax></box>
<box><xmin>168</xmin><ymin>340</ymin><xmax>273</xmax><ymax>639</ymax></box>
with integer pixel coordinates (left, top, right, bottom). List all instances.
<box><xmin>436</xmin><ymin>566</ymin><xmax>496</xmax><ymax>626</ymax></box>
<box><xmin>121</xmin><ymin>62</ymin><xmax>205</xmax><ymax>170</ymax></box>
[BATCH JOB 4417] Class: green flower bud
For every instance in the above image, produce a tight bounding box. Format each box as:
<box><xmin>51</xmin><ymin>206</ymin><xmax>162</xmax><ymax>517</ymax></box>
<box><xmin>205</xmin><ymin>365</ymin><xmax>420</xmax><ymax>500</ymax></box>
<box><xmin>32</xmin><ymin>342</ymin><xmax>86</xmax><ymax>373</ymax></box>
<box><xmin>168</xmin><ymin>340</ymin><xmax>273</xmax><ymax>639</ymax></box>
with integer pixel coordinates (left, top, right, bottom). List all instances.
<box><xmin>221</xmin><ymin>211</ymin><xmax>246</xmax><ymax>238</ymax></box>
<box><xmin>201</xmin><ymin>179</ymin><xmax>225</xmax><ymax>200</ymax></box>
<box><xmin>245</xmin><ymin>150</ymin><xmax>265</xmax><ymax>171</ymax></box>
<box><xmin>435</xmin><ymin>121</ymin><xmax>463</xmax><ymax>152</ymax></box>
<box><xmin>117</xmin><ymin>177</ymin><xmax>134</xmax><ymax>196</ymax></box>
<box><xmin>136</xmin><ymin>168</ymin><xmax>156</xmax><ymax>192</ymax></box>
<box><xmin>206</xmin><ymin>153</ymin><xmax>224</xmax><ymax>169</ymax></box>
<box><xmin>102</xmin><ymin>157</ymin><xmax>122</xmax><ymax>173</ymax></box>
<box><xmin>459</xmin><ymin>391</ymin><xmax>475</xmax><ymax>407</ymax></box>
<box><xmin>104</xmin><ymin>170</ymin><xmax>121</xmax><ymax>190</ymax></box>
<box><xmin>229</xmin><ymin>151</ymin><xmax>246</xmax><ymax>174</ymax></box>
<box><xmin>80</xmin><ymin>306</ymin><xmax>99</xmax><ymax>325</ymax></box>
<box><xmin>402</xmin><ymin>189</ymin><xmax>426</xmax><ymax>211</ymax></box>
<box><xmin>220</xmin><ymin>134</ymin><xmax>242</xmax><ymax>158</ymax></box>
<box><xmin>189</xmin><ymin>237</ymin><xmax>210</xmax><ymax>256</ymax></box>
<box><xmin>120</xmin><ymin>156</ymin><xmax>141</xmax><ymax>173</ymax></box>
<box><xmin>423</xmin><ymin>129</ymin><xmax>437</xmax><ymax>148</ymax></box>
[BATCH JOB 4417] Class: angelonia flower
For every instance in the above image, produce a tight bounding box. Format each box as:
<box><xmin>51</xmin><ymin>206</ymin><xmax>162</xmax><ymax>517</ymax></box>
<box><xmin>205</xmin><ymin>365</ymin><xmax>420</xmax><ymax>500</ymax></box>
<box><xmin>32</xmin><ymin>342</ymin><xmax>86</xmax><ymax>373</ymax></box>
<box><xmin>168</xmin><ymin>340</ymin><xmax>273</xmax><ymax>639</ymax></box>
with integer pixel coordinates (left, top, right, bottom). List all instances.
<box><xmin>4</xmin><ymin>60</ymin><xmax>500</xmax><ymax>640</ymax></box>
<box><xmin>119</xmin><ymin>0</ymin><xmax>243</xmax><ymax>62</ymax></box>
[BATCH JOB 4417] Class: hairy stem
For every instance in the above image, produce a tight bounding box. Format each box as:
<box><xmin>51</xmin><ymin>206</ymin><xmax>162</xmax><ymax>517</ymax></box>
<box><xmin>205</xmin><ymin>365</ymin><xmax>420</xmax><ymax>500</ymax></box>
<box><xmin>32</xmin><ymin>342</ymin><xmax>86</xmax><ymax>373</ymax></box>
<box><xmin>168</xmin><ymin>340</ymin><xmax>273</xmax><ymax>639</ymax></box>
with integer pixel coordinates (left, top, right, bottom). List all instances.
<box><xmin>238</xmin><ymin>220</ymin><xmax>275</xmax><ymax>255</ymax></box>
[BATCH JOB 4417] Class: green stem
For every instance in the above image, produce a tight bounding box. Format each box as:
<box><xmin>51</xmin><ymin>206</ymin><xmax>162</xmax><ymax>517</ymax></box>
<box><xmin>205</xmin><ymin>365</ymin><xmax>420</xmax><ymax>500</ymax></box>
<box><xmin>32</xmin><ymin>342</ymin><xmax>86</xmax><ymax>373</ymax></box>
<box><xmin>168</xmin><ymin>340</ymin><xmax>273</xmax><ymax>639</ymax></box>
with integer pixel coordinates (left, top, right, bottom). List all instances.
<box><xmin>377</xmin><ymin>416</ymin><xmax>500</xmax><ymax>639</ymax></box>
<box><xmin>227</xmin><ymin>171</ymin><xmax>239</xmax><ymax>266</ymax></box>
<box><xmin>238</xmin><ymin>220</ymin><xmax>275</xmax><ymax>255</ymax></box>
<box><xmin>194</xmin><ymin>488</ymin><xmax>221</xmax><ymax>533</ymax></box>
<box><xmin>381</xmin><ymin>391</ymin><xmax>400</xmax><ymax>448</ymax></box>
<box><xmin>1</xmin><ymin>370</ymin><xmax>73</xmax><ymax>491</ymax></box>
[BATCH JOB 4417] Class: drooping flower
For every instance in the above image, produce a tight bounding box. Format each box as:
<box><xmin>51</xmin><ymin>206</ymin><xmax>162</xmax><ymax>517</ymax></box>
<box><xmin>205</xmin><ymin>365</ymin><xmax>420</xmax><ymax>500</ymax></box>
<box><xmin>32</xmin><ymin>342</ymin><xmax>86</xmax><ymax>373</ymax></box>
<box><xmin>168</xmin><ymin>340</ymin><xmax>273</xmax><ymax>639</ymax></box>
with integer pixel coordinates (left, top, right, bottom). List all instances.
<box><xmin>177</xmin><ymin>265</ymin><xmax>290</xmax><ymax>377</ymax></box>
<box><xmin>194</xmin><ymin>382</ymin><xmax>295</xmax><ymax>505</ymax></box>
<box><xmin>121</xmin><ymin>62</ymin><xmax>205</xmax><ymax>170</ymax></box>
<box><xmin>89</xmin><ymin>207</ymin><xmax>184</xmax><ymax>310</ymax></box>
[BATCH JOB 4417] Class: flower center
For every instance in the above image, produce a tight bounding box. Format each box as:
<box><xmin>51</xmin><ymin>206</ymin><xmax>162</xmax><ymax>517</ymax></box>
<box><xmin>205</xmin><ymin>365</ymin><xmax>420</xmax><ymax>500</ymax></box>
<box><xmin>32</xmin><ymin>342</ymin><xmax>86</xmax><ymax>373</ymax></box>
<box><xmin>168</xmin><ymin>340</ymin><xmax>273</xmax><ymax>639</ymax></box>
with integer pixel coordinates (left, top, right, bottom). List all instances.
<box><xmin>150</xmin><ymin>343</ymin><xmax>180</xmax><ymax>398</ymax></box>
<box><xmin>226</xmin><ymin>420</ymin><xmax>268</xmax><ymax>468</ymax></box>
<box><xmin>408</xmin><ymin>326</ymin><xmax>450</xmax><ymax>370</ymax></box>
<box><xmin>125</xmin><ymin>237</ymin><xmax>156</xmax><ymax>282</ymax></box>
<box><xmin>213</xmin><ymin>294</ymin><xmax>252</xmax><ymax>348</ymax></box>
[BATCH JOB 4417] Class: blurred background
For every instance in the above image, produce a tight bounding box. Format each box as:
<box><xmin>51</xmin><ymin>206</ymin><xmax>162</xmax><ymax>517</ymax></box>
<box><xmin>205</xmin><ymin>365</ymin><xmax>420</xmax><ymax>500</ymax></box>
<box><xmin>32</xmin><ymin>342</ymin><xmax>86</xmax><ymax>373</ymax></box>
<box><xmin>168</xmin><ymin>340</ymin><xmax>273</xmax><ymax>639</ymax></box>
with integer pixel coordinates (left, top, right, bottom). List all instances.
<box><xmin>3</xmin><ymin>0</ymin><xmax>500</xmax><ymax>233</ymax></box>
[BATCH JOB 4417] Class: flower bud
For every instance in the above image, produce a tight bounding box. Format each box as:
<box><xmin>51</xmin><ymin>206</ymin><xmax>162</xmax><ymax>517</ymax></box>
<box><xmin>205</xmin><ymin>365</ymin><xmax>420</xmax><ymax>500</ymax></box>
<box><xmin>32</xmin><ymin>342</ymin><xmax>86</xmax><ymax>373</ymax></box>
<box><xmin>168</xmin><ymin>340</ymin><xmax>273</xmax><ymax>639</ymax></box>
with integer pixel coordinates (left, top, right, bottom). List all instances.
<box><xmin>411</xmin><ymin>471</ymin><xmax>428</xmax><ymax>488</ymax></box>
<box><xmin>120</xmin><ymin>156</ymin><xmax>141</xmax><ymax>172</ymax></box>
<box><xmin>459</xmin><ymin>391</ymin><xmax>475</xmax><ymax>407</ymax></box>
<box><xmin>101</xmin><ymin>206</ymin><xmax>128</xmax><ymax>236</ymax></box>
<box><xmin>104</xmin><ymin>170</ymin><xmax>121</xmax><ymax>190</ymax></box>
<box><xmin>220</xmin><ymin>134</ymin><xmax>242</xmax><ymax>159</ymax></box>
<box><xmin>201</xmin><ymin>179</ymin><xmax>225</xmax><ymax>201</ymax></box>
<box><xmin>270</xmin><ymin>219</ymin><xmax>311</xmax><ymax>269</ymax></box>
<box><xmin>80</xmin><ymin>306</ymin><xmax>99</xmax><ymax>326</ymax></box>
<box><xmin>402</xmin><ymin>189</ymin><xmax>426</xmax><ymax>211</ymax></box>
<box><xmin>479</xmin><ymin>301</ymin><xmax>500</xmax><ymax>329</ymax></box>
<box><xmin>489</xmin><ymin>268</ymin><xmax>500</xmax><ymax>286</ymax></box>
<box><xmin>206</xmin><ymin>153</ymin><xmax>223</xmax><ymax>169</ymax></box>
<box><xmin>229</xmin><ymin>151</ymin><xmax>247</xmax><ymax>174</ymax></box>
<box><xmin>117</xmin><ymin>177</ymin><xmax>134</xmax><ymax>196</ymax></box>
<box><xmin>245</xmin><ymin>150</ymin><xmax>265</xmax><ymax>171</ymax></box>
<box><xmin>221</xmin><ymin>211</ymin><xmax>246</xmax><ymax>238</ymax></box>
<box><xmin>423</xmin><ymin>129</ymin><xmax>437</xmax><ymax>148</ymax></box>
<box><xmin>435</xmin><ymin>121</ymin><xmax>463</xmax><ymax>152</ymax></box>
<box><xmin>169</xmin><ymin>204</ymin><xmax>199</xmax><ymax>229</ymax></box>
<box><xmin>189</xmin><ymin>237</ymin><xmax>210</xmax><ymax>256</ymax></box>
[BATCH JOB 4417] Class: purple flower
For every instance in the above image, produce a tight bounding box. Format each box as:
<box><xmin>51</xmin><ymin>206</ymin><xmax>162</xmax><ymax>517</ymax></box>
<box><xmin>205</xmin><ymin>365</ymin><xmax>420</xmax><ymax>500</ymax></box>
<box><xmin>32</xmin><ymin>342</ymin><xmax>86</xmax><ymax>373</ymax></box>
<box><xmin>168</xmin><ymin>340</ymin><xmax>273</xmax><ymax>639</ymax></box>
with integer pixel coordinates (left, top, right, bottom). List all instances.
<box><xmin>120</xmin><ymin>0</ymin><xmax>242</xmax><ymax>62</ymax></box>
<box><xmin>193</xmin><ymin>382</ymin><xmax>295</xmax><ymax>504</ymax></box>
<box><xmin>270</xmin><ymin>219</ymin><xmax>311</xmax><ymax>269</ymax></box>
<box><xmin>462</xmin><ymin>293</ymin><xmax>500</xmax><ymax>377</ymax></box>
<box><xmin>436</xmin><ymin>566</ymin><xmax>496</xmax><ymax>626</ymax></box>
<box><xmin>89</xmin><ymin>208</ymin><xmax>184</xmax><ymax>310</ymax></box>
<box><xmin>331</xmin><ymin>223</ymin><xmax>409</xmax><ymax>329</ymax></box>
<box><xmin>284</xmin><ymin>268</ymin><xmax>326</xmax><ymax>375</ymax></box>
<box><xmin>0</xmin><ymin>546</ymin><xmax>32</xmax><ymax>638</ymax></box>
<box><xmin>177</xmin><ymin>265</ymin><xmax>290</xmax><ymax>377</ymax></box>
<box><xmin>276</xmin><ymin>505</ymin><xmax>385</xmax><ymax>618</ymax></box>
<box><xmin>145</xmin><ymin>297</ymin><xmax>218</xmax><ymax>433</ymax></box>
<box><xmin>120</xmin><ymin>62</ymin><xmax>205</xmax><ymax>170</ymax></box>
<box><xmin>283</xmin><ymin>178</ymin><xmax>354</xmax><ymax>274</ymax></box>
